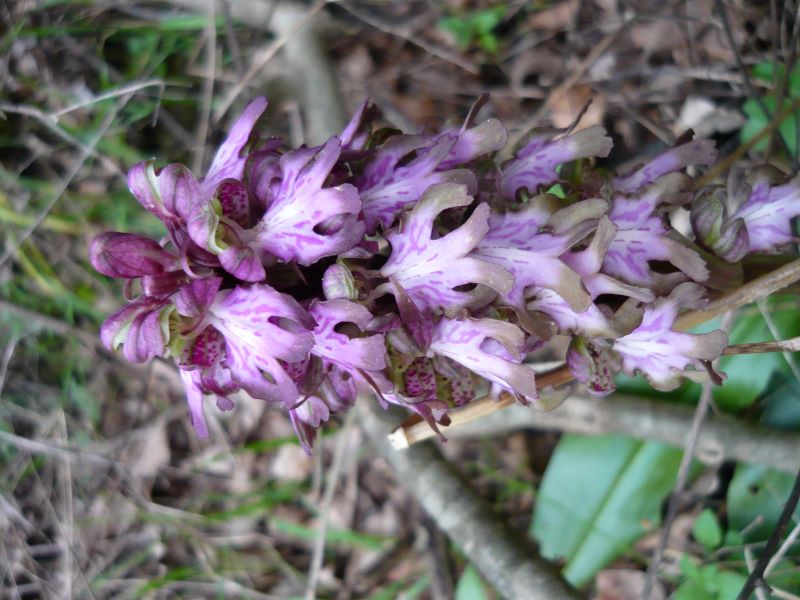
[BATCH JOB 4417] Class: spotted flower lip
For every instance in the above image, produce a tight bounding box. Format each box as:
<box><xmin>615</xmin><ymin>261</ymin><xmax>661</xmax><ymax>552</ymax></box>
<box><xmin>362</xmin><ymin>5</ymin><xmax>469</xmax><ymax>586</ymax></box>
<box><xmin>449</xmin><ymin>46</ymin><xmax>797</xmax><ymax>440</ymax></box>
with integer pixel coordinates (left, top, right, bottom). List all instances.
<box><xmin>92</xmin><ymin>96</ymin><xmax>752</xmax><ymax>451</ymax></box>
<box><xmin>430</xmin><ymin>317</ymin><xmax>539</xmax><ymax>405</ymax></box>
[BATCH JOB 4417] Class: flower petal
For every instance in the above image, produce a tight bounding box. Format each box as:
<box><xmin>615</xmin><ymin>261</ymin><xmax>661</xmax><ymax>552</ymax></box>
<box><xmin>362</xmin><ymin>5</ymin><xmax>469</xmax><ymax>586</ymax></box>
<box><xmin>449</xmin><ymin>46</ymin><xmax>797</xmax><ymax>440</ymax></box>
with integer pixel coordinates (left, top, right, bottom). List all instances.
<box><xmin>255</xmin><ymin>138</ymin><xmax>366</xmax><ymax>265</ymax></box>
<box><xmin>431</xmin><ymin>317</ymin><xmax>538</xmax><ymax>404</ymax></box>
<box><xmin>100</xmin><ymin>297</ymin><xmax>169</xmax><ymax>363</ymax></box>
<box><xmin>204</xmin><ymin>97</ymin><xmax>268</xmax><ymax>194</ymax></box>
<box><xmin>613</xmin><ymin>139</ymin><xmax>717</xmax><ymax>194</ymax></box>
<box><xmin>180</xmin><ymin>369</ymin><xmax>209</xmax><ymax>438</ymax></box>
<box><xmin>500</xmin><ymin>125</ymin><xmax>612</xmax><ymax>199</ymax></box>
<box><xmin>732</xmin><ymin>172</ymin><xmax>800</xmax><ymax>253</ymax></box>
<box><xmin>308</xmin><ymin>299</ymin><xmax>388</xmax><ymax>372</ymax></box>
<box><xmin>613</xmin><ymin>283</ymin><xmax>728</xmax><ymax>390</ymax></box>
<box><xmin>358</xmin><ymin>133</ymin><xmax>478</xmax><ymax>233</ymax></box>
<box><xmin>381</xmin><ymin>183</ymin><xmax>513</xmax><ymax>316</ymax></box>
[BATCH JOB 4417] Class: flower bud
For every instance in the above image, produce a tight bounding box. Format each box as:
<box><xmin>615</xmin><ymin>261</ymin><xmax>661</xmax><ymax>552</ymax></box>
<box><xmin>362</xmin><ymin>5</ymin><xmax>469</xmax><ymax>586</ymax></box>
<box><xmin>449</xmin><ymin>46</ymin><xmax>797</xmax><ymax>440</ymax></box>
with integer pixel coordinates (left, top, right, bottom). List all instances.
<box><xmin>90</xmin><ymin>232</ymin><xmax>176</xmax><ymax>279</ymax></box>
<box><xmin>322</xmin><ymin>263</ymin><xmax>357</xmax><ymax>301</ymax></box>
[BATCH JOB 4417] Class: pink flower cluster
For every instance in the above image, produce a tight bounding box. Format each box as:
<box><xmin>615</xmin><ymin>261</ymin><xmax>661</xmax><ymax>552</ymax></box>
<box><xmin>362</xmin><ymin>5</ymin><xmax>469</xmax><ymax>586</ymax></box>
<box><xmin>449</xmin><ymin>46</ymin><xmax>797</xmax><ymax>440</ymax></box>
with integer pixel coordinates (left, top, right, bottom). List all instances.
<box><xmin>91</xmin><ymin>98</ymin><xmax>800</xmax><ymax>452</ymax></box>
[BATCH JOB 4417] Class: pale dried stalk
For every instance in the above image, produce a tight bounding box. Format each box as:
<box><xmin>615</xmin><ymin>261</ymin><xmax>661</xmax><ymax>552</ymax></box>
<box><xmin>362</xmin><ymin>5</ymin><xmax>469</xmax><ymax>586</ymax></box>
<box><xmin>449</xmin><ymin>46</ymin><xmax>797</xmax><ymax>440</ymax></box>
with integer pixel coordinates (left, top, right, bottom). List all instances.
<box><xmin>391</xmin><ymin>256</ymin><xmax>800</xmax><ymax>449</ymax></box>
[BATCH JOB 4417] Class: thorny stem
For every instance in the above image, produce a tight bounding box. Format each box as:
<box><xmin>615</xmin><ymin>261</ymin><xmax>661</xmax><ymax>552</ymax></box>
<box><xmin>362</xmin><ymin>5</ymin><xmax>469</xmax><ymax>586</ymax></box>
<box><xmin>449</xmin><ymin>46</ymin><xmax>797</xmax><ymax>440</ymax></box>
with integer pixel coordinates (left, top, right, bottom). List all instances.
<box><xmin>390</xmin><ymin>256</ymin><xmax>800</xmax><ymax>449</ymax></box>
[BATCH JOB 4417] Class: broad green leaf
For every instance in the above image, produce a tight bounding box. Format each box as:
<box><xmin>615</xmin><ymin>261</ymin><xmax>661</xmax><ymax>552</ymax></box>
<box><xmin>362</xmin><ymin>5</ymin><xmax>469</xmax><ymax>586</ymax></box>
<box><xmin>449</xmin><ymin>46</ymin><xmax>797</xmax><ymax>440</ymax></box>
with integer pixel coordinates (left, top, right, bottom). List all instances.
<box><xmin>455</xmin><ymin>565</ymin><xmax>489</xmax><ymax>600</ymax></box>
<box><xmin>727</xmin><ymin>463</ymin><xmax>800</xmax><ymax>542</ymax></box>
<box><xmin>674</xmin><ymin>567</ymin><xmax>747</xmax><ymax>600</ymax></box>
<box><xmin>693</xmin><ymin>509</ymin><xmax>723</xmax><ymax>551</ymax></box>
<box><xmin>714</xmin><ymin>571</ymin><xmax>748</xmax><ymax>600</ymax></box>
<box><xmin>530</xmin><ymin>434</ymin><xmax>683</xmax><ymax>586</ymax></box>
<box><xmin>741</xmin><ymin>98</ymin><xmax>771</xmax><ymax>153</ymax></box>
<box><xmin>760</xmin><ymin>376</ymin><xmax>800</xmax><ymax>430</ymax></box>
<box><xmin>674</xmin><ymin>578</ymin><xmax>715</xmax><ymax>600</ymax></box>
<box><xmin>470</xmin><ymin>7</ymin><xmax>505</xmax><ymax>35</ymax></box>
<box><xmin>438</xmin><ymin>17</ymin><xmax>473</xmax><ymax>49</ymax></box>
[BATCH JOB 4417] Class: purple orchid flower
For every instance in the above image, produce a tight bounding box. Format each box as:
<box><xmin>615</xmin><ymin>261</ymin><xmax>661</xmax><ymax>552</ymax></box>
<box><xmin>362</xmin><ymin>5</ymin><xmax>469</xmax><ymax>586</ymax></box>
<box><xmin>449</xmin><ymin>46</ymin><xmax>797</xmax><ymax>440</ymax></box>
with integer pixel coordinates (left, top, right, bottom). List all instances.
<box><xmin>613</xmin><ymin>283</ymin><xmax>728</xmax><ymax>390</ymax></box>
<box><xmin>92</xmin><ymin>96</ymin><xmax>756</xmax><ymax>451</ymax></box>
<box><xmin>377</xmin><ymin>183</ymin><xmax>514</xmax><ymax>317</ymax></box>
<box><xmin>499</xmin><ymin>125</ymin><xmax>612</xmax><ymax>200</ymax></box>
<box><xmin>692</xmin><ymin>167</ymin><xmax>800</xmax><ymax>261</ymax></box>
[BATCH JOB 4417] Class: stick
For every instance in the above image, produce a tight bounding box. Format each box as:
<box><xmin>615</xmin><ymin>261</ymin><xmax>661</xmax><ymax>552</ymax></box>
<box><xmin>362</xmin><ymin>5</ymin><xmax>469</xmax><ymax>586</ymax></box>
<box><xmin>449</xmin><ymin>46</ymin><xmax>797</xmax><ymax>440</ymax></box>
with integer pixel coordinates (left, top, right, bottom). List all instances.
<box><xmin>442</xmin><ymin>394</ymin><xmax>800</xmax><ymax>474</ymax></box>
<box><xmin>359</xmin><ymin>401</ymin><xmax>585</xmax><ymax>600</ymax></box>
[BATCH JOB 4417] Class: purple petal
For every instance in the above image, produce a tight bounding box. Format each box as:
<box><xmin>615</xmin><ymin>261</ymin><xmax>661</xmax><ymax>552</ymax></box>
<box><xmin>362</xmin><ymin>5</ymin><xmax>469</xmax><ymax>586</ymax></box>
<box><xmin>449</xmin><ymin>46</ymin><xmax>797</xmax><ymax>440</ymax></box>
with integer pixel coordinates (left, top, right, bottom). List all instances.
<box><xmin>438</xmin><ymin>118</ymin><xmax>509</xmax><ymax>170</ymax></box>
<box><xmin>207</xmin><ymin>284</ymin><xmax>315</xmax><ymax>405</ymax></box>
<box><xmin>100</xmin><ymin>297</ymin><xmax>169</xmax><ymax>363</ymax></box>
<box><xmin>203</xmin><ymin>97</ymin><xmax>268</xmax><ymax>194</ymax></box>
<box><xmin>255</xmin><ymin>138</ymin><xmax>366</xmax><ymax>265</ymax></box>
<box><xmin>180</xmin><ymin>369</ymin><xmax>209</xmax><ymax>438</ymax></box>
<box><xmin>308</xmin><ymin>299</ymin><xmax>388</xmax><ymax>372</ymax></box>
<box><xmin>499</xmin><ymin>125</ymin><xmax>612</xmax><ymax>199</ymax></box>
<box><xmin>613</xmin><ymin>283</ymin><xmax>728</xmax><ymax>390</ymax></box>
<box><xmin>219</xmin><ymin>245</ymin><xmax>266</xmax><ymax>282</ymax></box>
<box><xmin>173</xmin><ymin>277</ymin><xmax>223</xmax><ymax>318</ymax></box>
<box><xmin>732</xmin><ymin>173</ymin><xmax>800</xmax><ymax>253</ymax></box>
<box><xmin>128</xmin><ymin>161</ymin><xmax>202</xmax><ymax>225</ymax></box>
<box><xmin>290</xmin><ymin>396</ymin><xmax>331</xmax><ymax>455</ymax></box>
<box><xmin>613</xmin><ymin>139</ymin><xmax>718</xmax><ymax>194</ymax></box>
<box><xmin>380</xmin><ymin>183</ymin><xmax>513</xmax><ymax>316</ymax></box>
<box><xmin>210</xmin><ymin>284</ymin><xmax>315</xmax><ymax>362</ymax></box>
<box><xmin>358</xmin><ymin>133</ymin><xmax>478</xmax><ymax>233</ymax></box>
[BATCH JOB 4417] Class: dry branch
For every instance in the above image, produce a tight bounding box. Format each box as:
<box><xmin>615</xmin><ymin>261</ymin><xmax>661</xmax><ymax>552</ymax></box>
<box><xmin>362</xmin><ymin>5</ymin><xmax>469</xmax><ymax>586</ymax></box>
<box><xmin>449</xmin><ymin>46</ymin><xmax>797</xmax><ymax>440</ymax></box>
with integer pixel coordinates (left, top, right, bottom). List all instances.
<box><xmin>358</xmin><ymin>400</ymin><xmax>585</xmax><ymax>600</ymax></box>
<box><xmin>445</xmin><ymin>393</ymin><xmax>800</xmax><ymax>474</ymax></box>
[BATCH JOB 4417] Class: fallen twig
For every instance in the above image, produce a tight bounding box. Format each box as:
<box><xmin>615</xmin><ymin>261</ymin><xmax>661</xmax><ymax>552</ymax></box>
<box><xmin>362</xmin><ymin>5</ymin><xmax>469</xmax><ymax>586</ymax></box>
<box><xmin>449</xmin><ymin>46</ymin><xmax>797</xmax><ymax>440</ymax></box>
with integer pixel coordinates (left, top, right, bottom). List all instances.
<box><xmin>358</xmin><ymin>400</ymin><xmax>585</xmax><ymax>600</ymax></box>
<box><xmin>440</xmin><ymin>394</ymin><xmax>800</xmax><ymax>474</ymax></box>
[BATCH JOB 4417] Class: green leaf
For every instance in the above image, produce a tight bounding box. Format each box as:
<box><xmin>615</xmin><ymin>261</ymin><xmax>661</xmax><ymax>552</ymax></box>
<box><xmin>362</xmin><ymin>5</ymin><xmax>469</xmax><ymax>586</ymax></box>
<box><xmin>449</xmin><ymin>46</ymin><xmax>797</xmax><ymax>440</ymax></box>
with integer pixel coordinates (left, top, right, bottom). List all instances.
<box><xmin>674</xmin><ymin>578</ymin><xmax>715</xmax><ymax>600</ymax></box>
<box><xmin>470</xmin><ymin>6</ymin><xmax>505</xmax><ymax>35</ymax></box>
<box><xmin>693</xmin><ymin>509</ymin><xmax>723</xmax><ymax>551</ymax></box>
<box><xmin>438</xmin><ymin>17</ymin><xmax>473</xmax><ymax>49</ymax></box>
<box><xmin>740</xmin><ymin>97</ymin><xmax>772</xmax><ymax>154</ymax></box>
<box><xmin>714</xmin><ymin>571</ymin><xmax>748</xmax><ymax>600</ymax></box>
<box><xmin>752</xmin><ymin>61</ymin><xmax>784</xmax><ymax>84</ymax></box>
<box><xmin>674</xmin><ymin>564</ymin><xmax>748</xmax><ymax>600</ymax></box>
<box><xmin>760</xmin><ymin>376</ymin><xmax>800</xmax><ymax>430</ymax></box>
<box><xmin>530</xmin><ymin>434</ymin><xmax>684</xmax><ymax>586</ymax></box>
<box><xmin>727</xmin><ymin>463</ymin><xmax>800</xmax><ymax>542</ymax></box>
<box><xmin>455</xmin><ymin>564</ymin><xmax>489</xmax><ymax>600</ymax></box>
